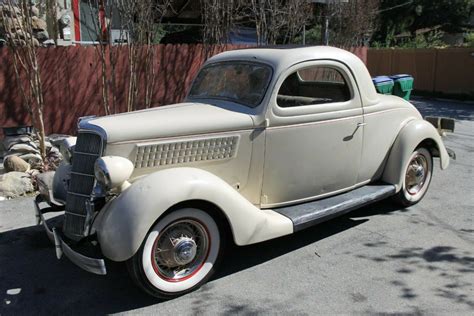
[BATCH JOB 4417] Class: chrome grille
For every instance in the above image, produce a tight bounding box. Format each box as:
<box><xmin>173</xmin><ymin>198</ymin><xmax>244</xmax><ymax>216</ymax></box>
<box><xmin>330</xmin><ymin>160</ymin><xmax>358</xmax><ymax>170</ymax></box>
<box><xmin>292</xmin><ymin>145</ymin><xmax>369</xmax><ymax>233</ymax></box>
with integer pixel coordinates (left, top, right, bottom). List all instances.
<box><xmin>75</xmin><ymin>133</ymin><xmax>103</xmax><ymax>154</ymax></box>
<box><xmin>68</xmin><ymin>174</ymin><xmax>96</xmax><ymax>195</ymax></box>
<box><xmin>63</xmin><ymin>132</ymin><xmax>103</xmax><ymax>240</ymax></box>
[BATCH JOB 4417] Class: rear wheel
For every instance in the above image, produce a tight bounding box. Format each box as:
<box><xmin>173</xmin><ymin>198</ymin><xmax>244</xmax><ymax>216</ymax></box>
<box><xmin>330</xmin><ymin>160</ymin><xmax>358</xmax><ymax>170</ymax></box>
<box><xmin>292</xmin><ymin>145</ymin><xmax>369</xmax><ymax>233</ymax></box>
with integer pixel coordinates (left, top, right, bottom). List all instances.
<box><xmin>393</xmin><ymin>147</ymin><xmax>433</xmax><ymax>207</ymax></box>
<box><xmin>127</xmin><ymin>208</ymin><xmax>222</xmax><ymax>299</ymax></box>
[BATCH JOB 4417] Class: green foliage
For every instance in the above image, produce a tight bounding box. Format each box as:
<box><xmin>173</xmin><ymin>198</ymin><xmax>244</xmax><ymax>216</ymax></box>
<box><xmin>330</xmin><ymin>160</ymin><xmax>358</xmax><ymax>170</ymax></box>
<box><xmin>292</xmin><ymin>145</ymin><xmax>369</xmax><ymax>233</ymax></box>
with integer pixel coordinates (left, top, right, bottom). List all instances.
<box><xmin>409</xmin><ymin>0</ymin><xmax>473</xmax><ymax>33</ymax></box>
<box><xmin>293</xmin><ymin>25</ymin><xmax>322</xmax><ymax>45</ymax></box>
<box><xmin>372</xmin><ymin>0</ymin><xmax>473</xmax><ymax>47</ymax></box>
<box><xmin>465</xmin><ymin>32</ymin><xmax>474</xmax><ymax>47</ymax></box>
<box><xmin>372</xmin><ymin>30</ymin><xmax>446</xmax><ymax>49</ymax></box>
<box><xmin>154</xmin><ymin>25</ymin><xmax>167</xmax><ymax>44</ymax></box>
<box><xmin>405</xmin><ymin>32</ymin><xmax>445</xmax><ymax>48</ymax></box>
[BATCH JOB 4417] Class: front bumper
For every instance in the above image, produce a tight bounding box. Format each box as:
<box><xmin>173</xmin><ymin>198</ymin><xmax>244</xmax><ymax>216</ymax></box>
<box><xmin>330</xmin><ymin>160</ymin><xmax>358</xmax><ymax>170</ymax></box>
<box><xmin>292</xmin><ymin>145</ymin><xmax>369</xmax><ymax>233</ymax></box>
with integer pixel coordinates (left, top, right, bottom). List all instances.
<box><xmin>34</xmin><ymin>195</ymin><xmax>107</xmax><ymax>275</ymax></box>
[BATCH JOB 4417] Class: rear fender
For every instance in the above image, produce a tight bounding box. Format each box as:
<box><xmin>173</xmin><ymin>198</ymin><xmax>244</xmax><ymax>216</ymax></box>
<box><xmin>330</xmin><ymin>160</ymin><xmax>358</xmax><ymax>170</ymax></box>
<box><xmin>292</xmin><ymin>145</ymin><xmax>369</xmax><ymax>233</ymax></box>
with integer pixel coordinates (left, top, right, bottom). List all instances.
<box><xmin>94</xmin><ymin>167</ymin><xmax>293</xmax><ymax>262</ymax></box>
<box><xmin>382</xmin><ymin>119</ymin><xmax>449</xmax><ymax>191</ymax></box>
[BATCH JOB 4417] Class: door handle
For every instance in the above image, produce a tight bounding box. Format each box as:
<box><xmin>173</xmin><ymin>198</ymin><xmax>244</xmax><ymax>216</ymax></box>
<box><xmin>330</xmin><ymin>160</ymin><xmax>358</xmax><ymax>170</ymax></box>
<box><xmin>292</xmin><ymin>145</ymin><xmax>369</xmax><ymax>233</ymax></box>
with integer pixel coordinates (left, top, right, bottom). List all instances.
<box><xmin>357</xmin><ymin>122</ymin><xmax>367</xmax><ymax>127</ymax></box>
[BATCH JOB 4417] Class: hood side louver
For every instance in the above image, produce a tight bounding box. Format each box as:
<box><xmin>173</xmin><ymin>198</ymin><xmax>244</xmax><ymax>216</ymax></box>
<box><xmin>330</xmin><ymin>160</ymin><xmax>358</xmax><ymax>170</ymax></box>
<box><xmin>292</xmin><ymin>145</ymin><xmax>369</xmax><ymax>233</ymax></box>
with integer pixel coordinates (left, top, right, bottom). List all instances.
<box><xmin>134</xmin><ymin>136</ymin><xmax>239</xmax><ymax>169</ymax></box>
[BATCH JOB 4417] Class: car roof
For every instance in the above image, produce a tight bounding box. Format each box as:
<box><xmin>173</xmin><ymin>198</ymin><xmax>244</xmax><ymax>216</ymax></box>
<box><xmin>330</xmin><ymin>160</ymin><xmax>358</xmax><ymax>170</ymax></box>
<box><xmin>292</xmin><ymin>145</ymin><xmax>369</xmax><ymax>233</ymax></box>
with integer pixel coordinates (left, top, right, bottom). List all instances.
<box><xmin>206</xmin><ymin>46</ymin><xmax>380</xmax><ymax>106</ymax></box>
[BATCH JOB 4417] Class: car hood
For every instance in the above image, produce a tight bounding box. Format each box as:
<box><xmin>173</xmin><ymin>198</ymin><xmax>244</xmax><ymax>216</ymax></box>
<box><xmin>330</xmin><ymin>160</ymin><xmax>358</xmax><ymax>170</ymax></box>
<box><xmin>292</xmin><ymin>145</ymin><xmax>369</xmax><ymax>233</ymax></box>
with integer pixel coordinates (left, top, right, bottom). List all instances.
<box><xmin>82</xmin><ymin>102</ymin><xmax>256</xmax><ymax>143</ymax></box>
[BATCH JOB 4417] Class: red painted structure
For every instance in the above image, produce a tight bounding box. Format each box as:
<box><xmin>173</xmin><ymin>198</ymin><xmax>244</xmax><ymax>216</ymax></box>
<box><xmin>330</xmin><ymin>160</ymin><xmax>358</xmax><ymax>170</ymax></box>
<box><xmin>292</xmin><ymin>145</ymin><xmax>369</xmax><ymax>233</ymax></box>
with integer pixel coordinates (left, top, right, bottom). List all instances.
<box><xmin>98</xmin><ymin>0</ymin><xmax>107</xmax><ymax>41</ymax></box>
<box><xmin>0</xmin><ymin>45</ymin><xmax>367</xmax><ymax>137</ymax></box>
<box><xmin>72</xmin><ymin>0</ymin><xmax>81</xmax><ymax>41</ymax></box>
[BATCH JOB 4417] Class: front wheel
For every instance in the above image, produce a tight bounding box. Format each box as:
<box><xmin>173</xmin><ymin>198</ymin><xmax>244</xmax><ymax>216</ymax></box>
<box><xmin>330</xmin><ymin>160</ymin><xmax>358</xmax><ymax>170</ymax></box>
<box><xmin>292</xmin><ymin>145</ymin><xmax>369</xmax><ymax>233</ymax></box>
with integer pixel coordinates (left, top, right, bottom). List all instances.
<box><xmin>393</xmin><ymin>147</ymin><xmax>433</xmax><ymax>207</ymax></box>
<box><xmin>127</xmin><ymin>208</ymin><xmax>222</xmax><ymax>299</ymax></box>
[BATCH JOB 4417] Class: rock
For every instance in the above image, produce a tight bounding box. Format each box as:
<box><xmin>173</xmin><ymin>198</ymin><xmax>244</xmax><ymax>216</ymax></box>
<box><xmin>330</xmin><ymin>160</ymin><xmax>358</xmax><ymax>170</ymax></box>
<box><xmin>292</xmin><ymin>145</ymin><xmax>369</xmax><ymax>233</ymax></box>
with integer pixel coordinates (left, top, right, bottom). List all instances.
<box><xmin>3</xmin><ymin>135</ymin><xmax>34</xmax><ymax>149</ymax></box>
<box><xmin>30</xmin><ymin>5</ymin><xmax>39</xmax><ymax>17</ymax></box>
<box><xmin>48</xmin><ymin>134</ymin><xmax>74</xmax><ymax>142</ymax></box>
<box><xmin>7</xmin><ymin>149</ymin><xmax>40</xmax><ymax>158</ymax></box>
<box><xmin>31</xmin><ymin>16</ymin><xmax>47</xmax><ymax>31</ymax></box>
<box><xmin>3</xmin><ymin>17</ymin><xmax>23</xmax><ymax>32</ymax></box>
<box><xmin>34</xmin><ymin>30</ymin><xmax>49</xmax><ymax>42</ymax></box>
<box><xmin>8</xmin><ymin>143</ymin><xmax>40</xmax><ymax>154</ymax></box>
<box><xmin>1</xmin><ymin>5</ymin><xmax>21</xmax><ymax>17</ymax></box>
<box><xmin>0</xmin><ymin>161</ymin><xmax>5</xmax><ymax>175</ymax></box>
<box><xmin>36</xmin><ymin>171</ymin><xmax>55</xmax><ymax>195</ymax></box>
<box><xmin>48</xmin><ymin>146</ymin><xmax>61</xmax><ymax>157</ymax></box>
<box><xmin>3</xmin><ymin>155</ymin><xmax>30</xmax><ymax>172</ymax></box>
<box><xmin>27</xmin><ymin>169</ymin><xmax>40</xmax><ymax>177</ymax></box>
<box><xmin>19</xmin><ymin>153</ymin><xmax>42</xmax><ymax>165</ymax></box>
<box><xmin>3</xmin><ymin>152</ymin><xmax>22</xmax><ymax>158</ymax></box>
<box><xmin>0</xmin><ymin>172</ymin><xmax>34</xmax><ymax>198</ymax></box>
<box><xmin>33</xmin><ymin>140</ymin><xmax>52</xmax><ymax>150</ymax></box>
<box><xmin>15</xmin><ymin>30</ymin><xmax>31</xmax><ymax>41</ymax></box>
<box><xmin>42</xmin><ymin>39</ymin><xmax>55</xmax><ymax>46</ymax></box>
<box><xmin>11</xmin><ymin>39</ymin><xmax>27</xmax><ymax>46</ymax></box>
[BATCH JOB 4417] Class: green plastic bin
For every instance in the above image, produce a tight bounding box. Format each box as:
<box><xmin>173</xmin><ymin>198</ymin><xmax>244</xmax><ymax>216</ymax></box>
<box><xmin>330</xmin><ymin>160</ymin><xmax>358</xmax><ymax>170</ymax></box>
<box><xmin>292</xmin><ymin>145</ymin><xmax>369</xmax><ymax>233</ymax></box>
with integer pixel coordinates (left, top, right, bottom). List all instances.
<box><xmin>390</xmin><ymin>74</ymin><xmax>414</xmax><ymax>100</ymax></box>
<box><xmin>372</xmin><ymin>76</ymin><xmax>394</xmax><ymax>95</ymax></box>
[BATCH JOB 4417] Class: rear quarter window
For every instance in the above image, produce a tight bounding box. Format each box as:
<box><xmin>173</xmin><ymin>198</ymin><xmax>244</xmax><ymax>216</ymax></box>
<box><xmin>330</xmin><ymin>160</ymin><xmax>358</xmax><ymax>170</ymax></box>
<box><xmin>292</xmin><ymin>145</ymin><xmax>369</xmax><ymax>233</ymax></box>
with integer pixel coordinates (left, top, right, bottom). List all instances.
<box><xmin>277</xmin><ymin>66</ymin><xmax>351</xmax><ymax>108</ymax></box>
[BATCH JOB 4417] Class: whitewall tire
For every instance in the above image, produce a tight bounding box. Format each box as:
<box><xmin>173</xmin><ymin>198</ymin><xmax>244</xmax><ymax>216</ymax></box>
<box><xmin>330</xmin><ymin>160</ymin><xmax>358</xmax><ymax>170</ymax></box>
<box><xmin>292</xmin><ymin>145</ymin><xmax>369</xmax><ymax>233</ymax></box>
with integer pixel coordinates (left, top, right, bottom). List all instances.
<box><xmin>127</xmin><ymin>208</ymin><xmax>222</xmax><ymax>298</ymax></box>
<box><xmin>393</xmin><ymin>147</ymin><xmax>433</xmax><ymax>207</ymax></box>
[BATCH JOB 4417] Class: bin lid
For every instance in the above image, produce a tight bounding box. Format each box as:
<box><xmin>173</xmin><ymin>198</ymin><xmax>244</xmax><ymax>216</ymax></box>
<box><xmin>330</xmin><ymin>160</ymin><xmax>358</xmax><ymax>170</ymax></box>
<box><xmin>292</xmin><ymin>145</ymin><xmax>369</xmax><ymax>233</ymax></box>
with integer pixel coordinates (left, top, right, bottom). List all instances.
<box><xmin>389</xmin><ymin>74</ymin><xmax>413</xmax><ymax>80</ymax></box>
<box><xmin>372</xmin><ymin>76</ymin><xmax>394</xmax><ymax>84</ymax></box>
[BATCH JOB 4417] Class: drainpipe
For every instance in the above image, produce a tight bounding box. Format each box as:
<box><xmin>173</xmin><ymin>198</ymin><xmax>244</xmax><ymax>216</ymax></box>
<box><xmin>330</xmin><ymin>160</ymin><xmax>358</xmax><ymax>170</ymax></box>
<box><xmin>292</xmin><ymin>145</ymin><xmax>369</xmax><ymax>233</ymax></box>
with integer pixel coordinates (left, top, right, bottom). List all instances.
<box><xmin>72</xmin><ymin>0</ymin><xmax>81</xmax><ymax>41</ymax></box>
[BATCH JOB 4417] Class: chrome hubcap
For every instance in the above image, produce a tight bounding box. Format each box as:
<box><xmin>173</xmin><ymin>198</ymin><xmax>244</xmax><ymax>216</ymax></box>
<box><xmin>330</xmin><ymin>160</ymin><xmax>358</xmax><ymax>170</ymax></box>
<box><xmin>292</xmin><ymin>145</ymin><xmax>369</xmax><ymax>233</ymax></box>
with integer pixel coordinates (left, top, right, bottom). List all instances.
<box><xmin>405</xmin><ymin>153</ymin><xmax>428</xmax><ymax>195</ymax></box>
<box><xmin>153</xmin><ymin>219</ymin><xmax>209</xmax><ymax>280</ymax></box>
<box><xmin>174</xmin><ymin>238</ymin><xmax>197</xmax><ymax>266</ymax></box>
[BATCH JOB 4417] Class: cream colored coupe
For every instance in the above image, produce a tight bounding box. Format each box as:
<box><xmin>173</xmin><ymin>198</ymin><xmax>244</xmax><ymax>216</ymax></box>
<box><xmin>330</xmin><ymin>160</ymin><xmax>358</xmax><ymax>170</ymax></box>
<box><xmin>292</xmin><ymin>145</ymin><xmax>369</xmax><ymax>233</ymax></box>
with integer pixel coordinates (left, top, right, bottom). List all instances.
<box><xmin>35</xmin><ymin>46</ymin><xmax>451</xmax><ymax>298</ymax></box>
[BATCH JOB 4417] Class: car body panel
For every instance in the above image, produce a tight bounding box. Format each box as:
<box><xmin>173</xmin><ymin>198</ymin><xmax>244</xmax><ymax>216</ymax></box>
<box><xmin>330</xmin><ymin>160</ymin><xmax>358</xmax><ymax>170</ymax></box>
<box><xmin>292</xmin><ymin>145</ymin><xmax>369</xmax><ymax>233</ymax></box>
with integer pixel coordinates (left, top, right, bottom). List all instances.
<box><xmin>48</xmin><ymin>46</ymin><xmax>450</xmax><ymax>267</ymax></box>
<box><xmin>358</xmin><ymin>94</ymin><xmax>422</xmax><ymax>183</ymax></box>
<box><xmin>262</xmin><ymin>59</ymin><xmax>364</xmax><ymax>207</ymax></box>
<box><xmin>87</xmin><ymin>102</ymin><xmax>255</xmax><ymax>143</ymax></box>
<box><xmin>93</xmin><ymin>167</ymin><xmax>293</xmax><ymax>261</ymax></box>
<box><xmin>382</xmin><ymin>119</ymin><xmax>450</xmax><ymax>190</ymax></box>
<box><xmin>102</xmin><ymin>128</ymin><xmax>262</xmax><ymax>205</ymax></box>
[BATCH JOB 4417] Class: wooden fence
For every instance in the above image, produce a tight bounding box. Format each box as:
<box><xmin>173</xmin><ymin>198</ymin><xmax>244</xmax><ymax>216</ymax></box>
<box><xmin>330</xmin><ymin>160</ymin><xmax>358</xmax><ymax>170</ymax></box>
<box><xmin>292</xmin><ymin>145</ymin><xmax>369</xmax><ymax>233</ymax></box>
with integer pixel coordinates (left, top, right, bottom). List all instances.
<box><xmin>367</xmin><ymin>48</ymin><xmax>474</xmax><ymax>97</ymax></box>
<box><xmin>0</xmin><ymin>45</ymin><xmax>367</xmax><ymax>137</ymax></box>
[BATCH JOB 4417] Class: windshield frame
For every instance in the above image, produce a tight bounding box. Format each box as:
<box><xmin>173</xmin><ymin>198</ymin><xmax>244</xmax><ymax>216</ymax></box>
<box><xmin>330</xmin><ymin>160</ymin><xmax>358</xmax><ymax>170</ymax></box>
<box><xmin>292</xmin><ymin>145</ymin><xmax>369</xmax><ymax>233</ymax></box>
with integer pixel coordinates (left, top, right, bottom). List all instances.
<box><xmin>187</xmin><ymin>60</ymin><xmax>274</xmax><ymax>109</ymax></box>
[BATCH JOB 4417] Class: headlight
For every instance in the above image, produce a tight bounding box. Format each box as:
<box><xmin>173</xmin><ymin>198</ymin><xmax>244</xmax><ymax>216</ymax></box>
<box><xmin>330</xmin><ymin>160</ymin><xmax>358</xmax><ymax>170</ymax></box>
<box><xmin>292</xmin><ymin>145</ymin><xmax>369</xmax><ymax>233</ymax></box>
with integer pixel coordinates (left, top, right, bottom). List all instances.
<box><xmin>94</xmin><ymin>156</ymin><xmax>134</xmax><ymax>191</ymax></box>
<box><xmin>59</xmin><ymin>137</ymin><xmax>77</xmax><ymax>164</ymax></box>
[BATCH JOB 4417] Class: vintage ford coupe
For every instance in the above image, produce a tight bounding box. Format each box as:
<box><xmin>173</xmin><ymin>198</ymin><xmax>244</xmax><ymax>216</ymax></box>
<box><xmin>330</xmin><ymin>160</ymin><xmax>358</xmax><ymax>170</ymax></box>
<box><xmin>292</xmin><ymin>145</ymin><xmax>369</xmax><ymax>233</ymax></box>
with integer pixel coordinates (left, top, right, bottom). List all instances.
<box><xmin>35</xmin><ymin>46</ymin><xmax>451</xmax><ymax>298</ymax></box>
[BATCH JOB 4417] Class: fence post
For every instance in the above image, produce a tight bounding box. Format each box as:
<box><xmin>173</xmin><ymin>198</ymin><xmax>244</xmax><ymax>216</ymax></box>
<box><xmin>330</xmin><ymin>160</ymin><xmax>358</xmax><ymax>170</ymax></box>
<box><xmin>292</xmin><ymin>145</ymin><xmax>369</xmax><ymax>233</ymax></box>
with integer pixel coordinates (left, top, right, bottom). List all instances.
<box><xmin>432</xmin><ymin>49</ymin><xmax>439</xmax><ymax>95</ymax></box>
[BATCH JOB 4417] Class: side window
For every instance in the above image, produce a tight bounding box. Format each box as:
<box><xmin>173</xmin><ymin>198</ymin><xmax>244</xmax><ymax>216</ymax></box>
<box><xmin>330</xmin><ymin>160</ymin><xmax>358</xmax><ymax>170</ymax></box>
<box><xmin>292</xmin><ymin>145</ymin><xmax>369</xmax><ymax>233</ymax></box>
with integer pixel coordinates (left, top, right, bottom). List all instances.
<box><xmin>277</xmin><ymin>66</ymin><xmax>351</xmax><ymax>108</ymax></box>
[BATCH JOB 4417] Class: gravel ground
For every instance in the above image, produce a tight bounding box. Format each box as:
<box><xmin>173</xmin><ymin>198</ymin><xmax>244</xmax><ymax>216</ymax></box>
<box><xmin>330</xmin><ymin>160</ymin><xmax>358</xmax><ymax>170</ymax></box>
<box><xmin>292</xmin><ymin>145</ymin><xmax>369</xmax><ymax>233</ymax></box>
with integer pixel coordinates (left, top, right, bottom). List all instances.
<box><xmin>0</xmin><ymin>97</ymin><xmax>473</xmax><ymax>315</ymax></box>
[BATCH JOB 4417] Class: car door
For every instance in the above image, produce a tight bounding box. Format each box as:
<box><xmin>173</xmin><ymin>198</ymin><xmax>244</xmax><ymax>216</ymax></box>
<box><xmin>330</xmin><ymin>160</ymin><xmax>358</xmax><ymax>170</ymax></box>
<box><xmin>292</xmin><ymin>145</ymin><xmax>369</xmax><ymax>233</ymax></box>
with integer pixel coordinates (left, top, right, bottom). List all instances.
<box><xmin>261</xmin><ymin>60</ymin><xmax>364</xmax><ymax>207</ymax></box>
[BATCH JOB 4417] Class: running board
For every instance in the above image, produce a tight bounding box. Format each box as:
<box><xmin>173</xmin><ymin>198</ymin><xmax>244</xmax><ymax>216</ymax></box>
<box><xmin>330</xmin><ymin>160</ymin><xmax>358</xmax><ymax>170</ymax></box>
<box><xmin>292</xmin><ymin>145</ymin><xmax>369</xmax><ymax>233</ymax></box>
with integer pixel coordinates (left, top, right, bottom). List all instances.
<box><xmin>273</xmin><ymin>184</ymin><xmax>396</xmax><ymax>232</ymax></box>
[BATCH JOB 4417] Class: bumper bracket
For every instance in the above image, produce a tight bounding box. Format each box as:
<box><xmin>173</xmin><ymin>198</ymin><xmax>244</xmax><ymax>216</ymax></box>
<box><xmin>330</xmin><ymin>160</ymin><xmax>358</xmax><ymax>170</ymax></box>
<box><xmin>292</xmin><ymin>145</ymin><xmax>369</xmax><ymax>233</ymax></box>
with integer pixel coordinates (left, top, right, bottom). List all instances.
<box><xmin>34</xmin><ymin>195</ymin><xmax>107</xmax><ymax>275</ymax></box>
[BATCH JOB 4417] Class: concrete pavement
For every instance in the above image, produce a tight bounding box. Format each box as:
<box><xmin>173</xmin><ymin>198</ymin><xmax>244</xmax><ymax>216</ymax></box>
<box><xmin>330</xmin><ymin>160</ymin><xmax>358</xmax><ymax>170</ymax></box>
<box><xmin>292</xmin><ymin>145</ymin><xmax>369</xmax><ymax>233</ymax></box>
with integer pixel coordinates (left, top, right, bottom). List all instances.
<box><xmin>0</xmin><ymin>97</ymin><xmax>473</xmax><ymax>315</ymax></box>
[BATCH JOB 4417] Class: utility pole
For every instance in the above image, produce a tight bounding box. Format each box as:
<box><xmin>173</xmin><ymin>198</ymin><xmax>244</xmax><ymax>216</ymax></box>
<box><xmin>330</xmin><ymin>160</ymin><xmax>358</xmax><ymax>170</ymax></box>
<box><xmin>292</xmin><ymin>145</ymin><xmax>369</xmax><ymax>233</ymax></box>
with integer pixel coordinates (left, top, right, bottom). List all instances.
<box><xmin>311</xmin><ymin>0</ymin><xmax>348</xmax><ymax>46</ymax></box>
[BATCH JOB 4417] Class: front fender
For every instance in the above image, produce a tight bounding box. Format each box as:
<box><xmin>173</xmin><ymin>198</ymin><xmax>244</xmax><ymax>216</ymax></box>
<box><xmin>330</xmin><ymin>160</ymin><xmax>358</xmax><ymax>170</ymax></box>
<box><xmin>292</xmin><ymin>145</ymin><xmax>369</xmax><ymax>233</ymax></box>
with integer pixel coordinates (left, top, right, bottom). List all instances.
<box><xmin>94</xmin><ymin>167</ymin><xmax>293</xmax><ymax>262</ymax></box>
<box><xmin>382</xmin><ymin>119</ymin><xmax>450</xmax><ymax>191</ymax></box>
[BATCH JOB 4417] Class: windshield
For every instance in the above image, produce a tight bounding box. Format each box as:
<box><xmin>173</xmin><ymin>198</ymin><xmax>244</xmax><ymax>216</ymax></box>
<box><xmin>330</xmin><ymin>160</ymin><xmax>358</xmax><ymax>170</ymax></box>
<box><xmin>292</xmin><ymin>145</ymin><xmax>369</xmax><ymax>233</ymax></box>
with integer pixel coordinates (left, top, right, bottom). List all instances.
<box><xmin>188</xmin><ymin>62</ymin><xmax>273</xmax><ymax>108</ymax></box>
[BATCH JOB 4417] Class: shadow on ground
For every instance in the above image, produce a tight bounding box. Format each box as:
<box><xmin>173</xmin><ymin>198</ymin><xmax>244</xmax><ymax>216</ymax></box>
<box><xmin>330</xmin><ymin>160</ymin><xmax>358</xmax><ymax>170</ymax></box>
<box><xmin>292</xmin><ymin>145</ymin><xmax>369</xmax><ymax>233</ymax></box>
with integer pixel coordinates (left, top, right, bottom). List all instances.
<box><xmin>0</xmin><ymin>201</ymin><xmax>401</xmax><ymax>314</ymax></box>
<box><xmin>359</xmin><ymin>244</ymin><xmax>474</xmax><ymax>310</ymax></box>
<box><xmin>1</xmin><ymin>200</ymin><xmax>472</xmax><ymax>314</ymax></box>
<box><xmin>350</xmin><ymin>208</ymin><xmax>474</xmax><ymax>311</ymax></box>
<box><xmin>411</xmin><ymin>97</ymin><xmax>474</xmax><ymax>121</ymax></box>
